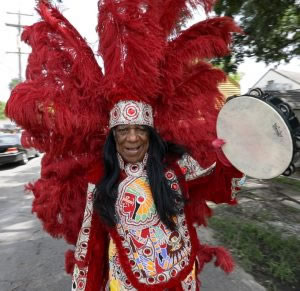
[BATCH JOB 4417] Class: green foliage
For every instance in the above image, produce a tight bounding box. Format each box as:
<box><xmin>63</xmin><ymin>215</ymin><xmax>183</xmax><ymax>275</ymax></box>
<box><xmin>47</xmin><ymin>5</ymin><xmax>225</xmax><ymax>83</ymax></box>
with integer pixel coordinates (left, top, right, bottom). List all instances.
<box><xmin>213</xmin><ymin>63</ymin><xmax>243</xmax><ymax>80</ymax></box>
<box><xmin>9</xmin><ymin>78</ymin><xmax>21</xmax><ymax>91</ymax></box>
<box><xmin>272</xmin><ymin>176</ymin><xmax>300</xmax><ymax>190</ymax></box>
<box><xmin>0</xmin><ymin>102</ymin><xmax>6</xmax><ymax>120</ymax></box>
<box><xmin>209</xmin><ymin>216</ymin><xmax>300</xmax><ymax>286</ymax></box>
<box><xmin>214</xmin><ymin>0</ymin><xmax>300</xmax><ymax>73</ymax></box>
<box><xmin>212</xmin><ymin>55</ymin><xmax>239</xmax><ymax>74</ymax></box>
<box><xmin>229</xmin><ymin>72</ymin><xmax>243</xmax><ymax>83</ymax></box>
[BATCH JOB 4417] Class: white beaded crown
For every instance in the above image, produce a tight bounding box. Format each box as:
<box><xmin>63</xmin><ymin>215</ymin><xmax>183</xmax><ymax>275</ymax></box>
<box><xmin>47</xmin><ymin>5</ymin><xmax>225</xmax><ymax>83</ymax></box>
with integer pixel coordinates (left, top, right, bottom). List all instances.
<box><xmin>109</xmin><ymin>100</ymin><xmax>154</xmax><ymax>129</ymax></box>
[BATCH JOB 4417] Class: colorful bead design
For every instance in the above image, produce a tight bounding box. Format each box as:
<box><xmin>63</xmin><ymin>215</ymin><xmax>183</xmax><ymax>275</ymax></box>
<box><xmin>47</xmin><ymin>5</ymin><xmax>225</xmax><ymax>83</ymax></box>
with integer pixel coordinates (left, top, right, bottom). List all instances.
<box><xmin>109</xmin><ymin>101</ymin><xmax>153</xmax><ymax>129</ymax></box>
<box><xmin>72</xmin><ymin>184</ymin><xmax>95</xmax><ymax>291</ymax></box>
<box><xmin>177</xmin><ymin>154</ymin><xmax>216</xmax><ymax>181</ymax></box>
<box><xmin>110</xmin><ymin>166</ymin><xmax>194</xmax><ymax>287</ymax></box>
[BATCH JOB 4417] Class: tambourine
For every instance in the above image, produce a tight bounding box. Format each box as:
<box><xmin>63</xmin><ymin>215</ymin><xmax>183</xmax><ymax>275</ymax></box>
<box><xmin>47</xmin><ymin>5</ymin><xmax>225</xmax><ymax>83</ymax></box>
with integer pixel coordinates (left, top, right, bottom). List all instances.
<box><xmin>217</xmin><ymin>89</ymin><xmax>300</xmax><ymax>179</ymax></box>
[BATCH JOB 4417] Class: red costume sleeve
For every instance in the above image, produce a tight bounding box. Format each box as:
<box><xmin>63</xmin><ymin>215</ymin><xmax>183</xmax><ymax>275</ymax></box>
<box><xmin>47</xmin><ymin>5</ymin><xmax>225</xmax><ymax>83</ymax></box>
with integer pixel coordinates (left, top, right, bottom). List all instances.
<box><xmin>175</xmin><ymin>155</ymin><xmax>244</xmax><ymax>227</ymax></box>
<box><xmin>187</xmin><ymin>161</ymin><xmax>243</xmax><ymax>204</ymax></box>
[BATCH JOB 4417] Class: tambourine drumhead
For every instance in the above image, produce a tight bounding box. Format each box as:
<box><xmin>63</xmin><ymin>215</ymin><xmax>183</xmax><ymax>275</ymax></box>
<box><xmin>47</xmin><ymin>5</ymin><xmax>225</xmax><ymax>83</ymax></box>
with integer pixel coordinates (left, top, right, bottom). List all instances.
<box><xmin>217</xmin><ymin>96</ymin><xmax>294</xmax><ymax>179</ymax></box>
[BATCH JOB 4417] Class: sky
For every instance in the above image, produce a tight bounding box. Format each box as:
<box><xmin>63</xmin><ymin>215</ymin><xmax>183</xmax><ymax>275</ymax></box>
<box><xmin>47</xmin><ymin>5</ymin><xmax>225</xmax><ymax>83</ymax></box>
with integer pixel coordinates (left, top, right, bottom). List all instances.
<box><xmin>0</xmin><ymin>0</ymin><xmax>299</xmax><ymax>102</ymax></box>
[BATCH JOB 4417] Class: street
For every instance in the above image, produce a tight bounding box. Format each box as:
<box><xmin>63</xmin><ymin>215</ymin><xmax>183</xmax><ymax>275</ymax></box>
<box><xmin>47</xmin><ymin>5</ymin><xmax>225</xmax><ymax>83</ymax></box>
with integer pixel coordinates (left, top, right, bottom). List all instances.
<box><xmin>0</xmin><ymin>157</ymin><xmax>70</xmax><ymax>291</ymax></box>
<box><xmin>0</xmin><ymin>157</ymin><xmax>266</xmax><ymax>291</ymax></box>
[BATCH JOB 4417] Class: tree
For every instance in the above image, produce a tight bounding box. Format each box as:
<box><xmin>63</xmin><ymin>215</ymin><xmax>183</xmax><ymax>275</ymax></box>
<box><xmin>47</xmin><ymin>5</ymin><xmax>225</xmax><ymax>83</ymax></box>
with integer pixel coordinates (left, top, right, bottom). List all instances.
<box><xmin>8</xmin><ymin>78</ymin><xmax>21</xmax><ymax>91</ymax></box>
<box><xmin>0</xmin><ymin>101</ymin><xmax>6</xmax><ymax>120</ymax></box>
<box><xmin>213</xmin><ymin>0</ymin><xmax>300</xmax><ymax>73</ymax></box>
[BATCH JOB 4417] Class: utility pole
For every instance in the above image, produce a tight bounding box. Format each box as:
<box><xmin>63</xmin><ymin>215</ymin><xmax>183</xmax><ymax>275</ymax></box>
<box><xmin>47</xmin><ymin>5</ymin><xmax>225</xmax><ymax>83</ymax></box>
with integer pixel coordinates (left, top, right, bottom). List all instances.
<box><xmin>5</xmin><ymin>11</ymin><xmax>33</xmax><ymax>82</ymax></box>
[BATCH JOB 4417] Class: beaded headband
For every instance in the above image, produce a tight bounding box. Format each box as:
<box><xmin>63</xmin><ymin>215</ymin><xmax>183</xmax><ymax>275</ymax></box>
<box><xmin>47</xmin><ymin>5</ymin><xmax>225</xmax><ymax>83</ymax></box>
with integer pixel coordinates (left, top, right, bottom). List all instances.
<box><xmin>109</xmin><ymin>100</ymin><xmax>154</xmax><ymax>129</ymax></box>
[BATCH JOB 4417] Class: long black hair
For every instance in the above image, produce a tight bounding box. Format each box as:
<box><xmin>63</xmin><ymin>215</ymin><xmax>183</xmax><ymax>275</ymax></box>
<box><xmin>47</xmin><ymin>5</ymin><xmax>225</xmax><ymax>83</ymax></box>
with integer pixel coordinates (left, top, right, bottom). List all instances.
<box><xmin>93</xmin><ymin>126</ymin><xmax>186</xmax><ymax>230</ymax></box>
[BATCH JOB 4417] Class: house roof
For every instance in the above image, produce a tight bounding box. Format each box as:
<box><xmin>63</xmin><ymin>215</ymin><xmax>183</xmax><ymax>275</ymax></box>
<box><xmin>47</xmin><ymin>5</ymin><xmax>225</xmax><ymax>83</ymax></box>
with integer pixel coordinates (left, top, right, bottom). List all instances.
<box><xmin>277</xmin><ymin>70</ymin><xmax>300</xmax><ymax>84</ymax></box>
<box><xmin>251</xmin><ymin>69</ymin><xmax>300</xmax><ymax>88</ymax></box>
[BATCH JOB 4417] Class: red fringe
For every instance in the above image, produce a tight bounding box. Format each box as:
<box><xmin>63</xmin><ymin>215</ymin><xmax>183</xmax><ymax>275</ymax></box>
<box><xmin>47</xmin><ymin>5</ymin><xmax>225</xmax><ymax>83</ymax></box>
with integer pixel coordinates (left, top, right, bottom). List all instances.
<box><xmin>65</xmin><ymin>249</ymin><xmax>76</xmax><ymax>274</ymax></box>
<box><xmin>85</xmin><ymin>214</ymin><xmax>109</xmax><ymax>291</ymax></box>
<box><xmin>197</xmin><ymin>245</ymin><xmax>235</xmax><ymax>274</ymax></box>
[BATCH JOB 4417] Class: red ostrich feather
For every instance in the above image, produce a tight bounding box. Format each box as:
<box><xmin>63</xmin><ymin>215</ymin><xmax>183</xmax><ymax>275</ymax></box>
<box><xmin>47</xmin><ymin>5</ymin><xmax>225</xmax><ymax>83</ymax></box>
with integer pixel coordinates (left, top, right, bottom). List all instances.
<box><xmin>6</xmin><ymin>0</ymin><xmax>106</xmax><ymax>244</ymax></box>
<box><xmin>5</xmin><ymin>0</ymin><xmax>241</xmax><ymax>253</ymax></box>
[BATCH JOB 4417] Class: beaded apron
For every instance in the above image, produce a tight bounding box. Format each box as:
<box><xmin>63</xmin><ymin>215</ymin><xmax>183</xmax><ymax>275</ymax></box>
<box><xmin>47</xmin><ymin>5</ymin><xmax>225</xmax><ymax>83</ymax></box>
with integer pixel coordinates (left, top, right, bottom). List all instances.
<box><xmin>108</xmin><ymin>155</ymin><xmax>196</xmax><ymax>290</ymax></box>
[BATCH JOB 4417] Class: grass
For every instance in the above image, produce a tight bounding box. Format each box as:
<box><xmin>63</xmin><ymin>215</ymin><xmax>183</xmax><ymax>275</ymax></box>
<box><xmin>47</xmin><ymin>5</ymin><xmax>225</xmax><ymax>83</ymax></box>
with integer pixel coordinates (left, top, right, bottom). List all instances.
<box><xmin>209</xmin><ymin>216</ymin><xmax>300</xmax><ymax>290</ymax></box>
<box><xmin>272</xmin><ymin>176</ymin><xmax>300</xmax><ymax>191</ymax></box>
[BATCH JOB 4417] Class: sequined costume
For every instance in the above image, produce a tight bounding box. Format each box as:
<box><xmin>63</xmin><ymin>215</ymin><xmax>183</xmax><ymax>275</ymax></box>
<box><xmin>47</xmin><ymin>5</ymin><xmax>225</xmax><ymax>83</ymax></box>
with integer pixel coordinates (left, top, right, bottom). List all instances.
<box><xmin>5</xmin><ymin>1</ymin><xmax>244</xmax><ymax>290</ymax></box>
<box><xmin>71</xmin><ymin>153</ymin><xmax>243</xmax><ymax>290</ymax></box>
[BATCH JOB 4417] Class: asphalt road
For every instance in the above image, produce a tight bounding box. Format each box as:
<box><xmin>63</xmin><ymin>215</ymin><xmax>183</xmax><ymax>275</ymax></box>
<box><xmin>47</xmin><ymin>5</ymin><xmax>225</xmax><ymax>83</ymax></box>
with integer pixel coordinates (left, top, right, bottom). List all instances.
<box><xmin>0</xmin><ymin>157</ymin><xmax>70</xmax><ymax>291</ymax></box>
<box><xmin>0</xmin><ymin>157</ymin><xmax>266</xmax><ymax>291</ymax></box>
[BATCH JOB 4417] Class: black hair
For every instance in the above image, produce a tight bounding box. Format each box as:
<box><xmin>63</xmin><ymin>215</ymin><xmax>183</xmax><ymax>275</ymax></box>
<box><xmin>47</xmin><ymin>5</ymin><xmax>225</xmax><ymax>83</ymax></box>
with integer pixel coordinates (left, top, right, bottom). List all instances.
<box><xmin>93</xmin><ymin>126</ymin><xmax>186</xmax><ymax>230</ymax></box>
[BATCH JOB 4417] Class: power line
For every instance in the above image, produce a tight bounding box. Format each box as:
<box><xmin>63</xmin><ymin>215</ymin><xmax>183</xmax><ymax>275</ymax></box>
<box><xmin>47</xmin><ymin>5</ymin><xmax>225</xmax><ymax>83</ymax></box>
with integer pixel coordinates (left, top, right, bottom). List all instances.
<box><xmin>5</xmin><ymin>11</ymin><xmax>33</xmax><ymax>82</ymax></box>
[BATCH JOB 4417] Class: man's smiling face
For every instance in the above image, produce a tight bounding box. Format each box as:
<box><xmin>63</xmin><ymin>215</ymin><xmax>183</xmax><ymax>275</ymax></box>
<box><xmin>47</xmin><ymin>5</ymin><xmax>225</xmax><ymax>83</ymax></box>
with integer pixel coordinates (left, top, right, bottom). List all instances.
<box><xmin>114</xmin><ymin>125</ymin><xmax>149</xmax><ymax>163</ymax></box>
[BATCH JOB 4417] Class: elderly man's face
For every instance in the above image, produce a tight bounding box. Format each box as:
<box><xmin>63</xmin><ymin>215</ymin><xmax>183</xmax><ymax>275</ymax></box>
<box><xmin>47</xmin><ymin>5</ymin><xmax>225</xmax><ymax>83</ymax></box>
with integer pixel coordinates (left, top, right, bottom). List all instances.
<box><xmin>114</xmin><ymin>125</ymin><xmax>149</xmax><ymax>163</ymax></box>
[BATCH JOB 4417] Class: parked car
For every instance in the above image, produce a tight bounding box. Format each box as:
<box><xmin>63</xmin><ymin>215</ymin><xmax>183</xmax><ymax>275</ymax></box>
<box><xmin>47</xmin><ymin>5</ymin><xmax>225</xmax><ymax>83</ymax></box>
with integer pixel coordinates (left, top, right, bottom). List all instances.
<box><xmin>0</xmin><ymin>134</ymin><xmax>39</xmax><ymax>166</ymax></box>
<box><xmin>0</xmin><ymin>123</ymin><xmax>21</xmax><ymax>133</ymax></box>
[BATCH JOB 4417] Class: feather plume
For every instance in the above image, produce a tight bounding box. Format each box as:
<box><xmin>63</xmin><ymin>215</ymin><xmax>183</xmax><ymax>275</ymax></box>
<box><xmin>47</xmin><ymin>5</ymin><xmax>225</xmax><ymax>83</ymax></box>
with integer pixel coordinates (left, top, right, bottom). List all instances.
<box><xmin>156</xmin><ymin>17</ymin><xmax>241</xmax><ymax>166</ymax></box>
<box><xmin>6</xmin><ymin>1</ymin><xmax>105</xmax><ymax>244</ymax></box>
<box><xmin>160</xmin><ymin>0</ymin><xmax>217</xmax><ymax>36</ymax></box>
<box><xmin>97</xmin><ymin>0</ymin><xmax>164</xmax><ymax>105</ymax></box>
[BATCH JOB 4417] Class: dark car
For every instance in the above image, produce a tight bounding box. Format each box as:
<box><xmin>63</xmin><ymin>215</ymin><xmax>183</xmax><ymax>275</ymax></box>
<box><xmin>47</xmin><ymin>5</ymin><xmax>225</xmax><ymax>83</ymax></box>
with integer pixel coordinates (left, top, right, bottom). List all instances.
<box><xmin>0</xmin><ymin>134</ymin><xmax>40</xmax><ymax>166</ymax></box>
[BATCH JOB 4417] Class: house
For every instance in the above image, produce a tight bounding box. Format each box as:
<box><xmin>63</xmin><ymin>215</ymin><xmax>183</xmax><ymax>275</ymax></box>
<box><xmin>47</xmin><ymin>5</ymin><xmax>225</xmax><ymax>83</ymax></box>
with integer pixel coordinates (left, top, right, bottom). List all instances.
<box><xmin>214</xmin><ymin>77</ymin><xmax>241</xmax><ymax>110</ymax></box>
<box><xmin>250</xmin><ymin>69</ymin><xmax>300</xmax><ymax>120</ymax></box>
<box><xmin>251</xmin><ymin>69</ymin><xmax>300</xmax><ymax>91</ymax></box>
<box><xmin>218</xmin><ymin>77</ymin><xmax>241</xmax><ymax>99</ymax></box>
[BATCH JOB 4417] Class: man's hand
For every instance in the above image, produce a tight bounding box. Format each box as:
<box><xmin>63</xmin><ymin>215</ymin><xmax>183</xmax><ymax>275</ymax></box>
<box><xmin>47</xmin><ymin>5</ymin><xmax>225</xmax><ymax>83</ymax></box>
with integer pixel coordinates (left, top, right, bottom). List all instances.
<box><xmin>212</xmin><ymin>138</ymin><xmax>232</xmax><ymax>167</ymax></box>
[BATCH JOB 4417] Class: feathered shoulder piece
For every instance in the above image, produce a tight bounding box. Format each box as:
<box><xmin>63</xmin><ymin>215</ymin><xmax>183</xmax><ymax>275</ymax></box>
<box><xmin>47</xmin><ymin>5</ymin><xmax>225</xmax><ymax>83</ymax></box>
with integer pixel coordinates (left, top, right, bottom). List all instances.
<box><xmin>5</xmin><ymin>0</ymin><xmax>241</xmax><ymax>243</ymax></box>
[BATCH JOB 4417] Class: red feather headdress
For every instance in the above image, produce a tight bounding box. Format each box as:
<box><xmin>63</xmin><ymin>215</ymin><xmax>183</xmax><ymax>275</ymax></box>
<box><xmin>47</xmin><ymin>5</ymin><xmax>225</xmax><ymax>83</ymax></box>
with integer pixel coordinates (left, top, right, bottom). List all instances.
<box><xmin>5</xmin><ymin>0</ymin><xmax>240</xmax><ymax>244</ymax></box>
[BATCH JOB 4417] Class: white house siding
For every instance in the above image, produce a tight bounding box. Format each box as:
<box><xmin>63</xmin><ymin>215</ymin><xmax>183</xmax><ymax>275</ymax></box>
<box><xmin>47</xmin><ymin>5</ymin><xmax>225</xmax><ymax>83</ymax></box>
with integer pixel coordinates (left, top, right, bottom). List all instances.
<box><xmin>251</xmin><ymin>70</ymin><xmax>300</xmax><ymax>91</ymax></box>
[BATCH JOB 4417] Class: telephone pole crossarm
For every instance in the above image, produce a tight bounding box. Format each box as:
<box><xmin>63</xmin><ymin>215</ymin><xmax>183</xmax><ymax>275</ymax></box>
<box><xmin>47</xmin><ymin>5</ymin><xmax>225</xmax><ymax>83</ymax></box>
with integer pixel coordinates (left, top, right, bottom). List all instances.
<box><xmin>7</xmin><ymin>12</ymin><xmax>33</xmax><ymax>17</ymax></box>
<box><xmin>6</xmin><ymin>52</ymin><xmax>30</xmax><ymax>55</ymax></box>
<box><xmin>5</xmin><ymin>23</ymin><xmax>26</xmax><ymax>29</ymax></box>
<box><xmin>5</xmin><ymin>10</ymin><xmax>34</xmax><ymax>81</ymax></box>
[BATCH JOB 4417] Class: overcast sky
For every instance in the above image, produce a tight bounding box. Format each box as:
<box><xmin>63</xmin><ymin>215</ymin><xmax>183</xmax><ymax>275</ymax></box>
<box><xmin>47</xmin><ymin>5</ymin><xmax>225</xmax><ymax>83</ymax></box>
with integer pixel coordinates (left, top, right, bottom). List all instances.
<box><xmin>0</xmin><ymin>0</ymin><xmax>299</xmax><ymax>102</ymax></box>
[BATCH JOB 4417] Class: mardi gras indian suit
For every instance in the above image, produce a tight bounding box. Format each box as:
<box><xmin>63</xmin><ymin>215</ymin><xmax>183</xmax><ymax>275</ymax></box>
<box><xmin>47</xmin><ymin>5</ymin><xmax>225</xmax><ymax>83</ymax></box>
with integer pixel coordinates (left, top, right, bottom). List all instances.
<box><xmin>5</xmin><ymin>0</ymin><xmax>244</xmax><ymax>290</ymax></box>
<box><xmin>71</xmin><ymin>150</ymin><xmax>243</xmax><ymax>291</ymax></box>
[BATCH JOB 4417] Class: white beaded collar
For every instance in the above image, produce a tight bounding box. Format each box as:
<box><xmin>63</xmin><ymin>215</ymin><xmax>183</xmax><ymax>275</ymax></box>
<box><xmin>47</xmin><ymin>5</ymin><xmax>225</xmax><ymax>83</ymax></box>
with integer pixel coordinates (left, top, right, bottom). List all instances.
<box><xmin>117</xmin><ymin>153</ymin><xmax>148</xmax><ymax>177</ymax></box>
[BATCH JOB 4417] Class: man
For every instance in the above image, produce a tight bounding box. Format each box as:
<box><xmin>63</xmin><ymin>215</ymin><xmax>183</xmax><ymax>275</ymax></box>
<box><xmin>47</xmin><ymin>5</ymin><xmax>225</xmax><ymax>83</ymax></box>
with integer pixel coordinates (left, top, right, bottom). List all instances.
<box><xmin>70</xmin><ymin>100</ymin><xmax>243</xmax><ymax>290</ymax></box>
<box><xmin>5</xmin><ymin>1</ymin><xmax>243</xmax><ymax>290</ymax></box>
